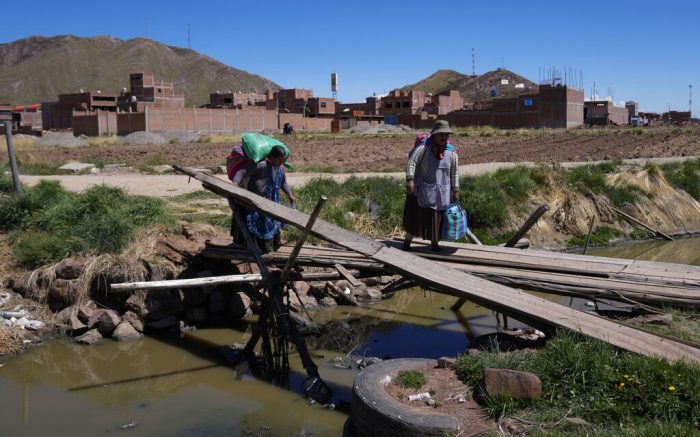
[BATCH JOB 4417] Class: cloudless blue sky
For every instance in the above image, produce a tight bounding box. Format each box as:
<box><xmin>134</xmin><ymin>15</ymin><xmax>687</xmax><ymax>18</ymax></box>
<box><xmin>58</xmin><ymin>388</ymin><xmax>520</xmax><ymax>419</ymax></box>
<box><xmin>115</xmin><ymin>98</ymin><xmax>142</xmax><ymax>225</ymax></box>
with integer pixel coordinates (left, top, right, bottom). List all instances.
<box><xmin>2</xmin><ymin>0</ymin><xmax>698</xmax><ymax>112</ymax></box>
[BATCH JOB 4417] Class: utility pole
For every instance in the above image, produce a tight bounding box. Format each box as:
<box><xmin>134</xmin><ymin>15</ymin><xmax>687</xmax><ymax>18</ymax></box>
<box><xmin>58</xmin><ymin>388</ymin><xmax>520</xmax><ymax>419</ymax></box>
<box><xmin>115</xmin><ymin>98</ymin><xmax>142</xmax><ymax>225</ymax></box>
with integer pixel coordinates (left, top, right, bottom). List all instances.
<box><xmin>690</xmin><ymin>85</ymin><xmax>693</xmax><ymax>117</ymax></box>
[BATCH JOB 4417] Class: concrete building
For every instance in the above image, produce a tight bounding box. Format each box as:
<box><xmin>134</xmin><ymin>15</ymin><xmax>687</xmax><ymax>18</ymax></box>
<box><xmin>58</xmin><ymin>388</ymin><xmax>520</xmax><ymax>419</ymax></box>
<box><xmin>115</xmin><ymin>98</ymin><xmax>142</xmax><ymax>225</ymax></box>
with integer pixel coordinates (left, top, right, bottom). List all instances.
<box><xmin>380</xmin><ymin>89</ymin><xmax>427</xmax><ymax>116</ymax></box>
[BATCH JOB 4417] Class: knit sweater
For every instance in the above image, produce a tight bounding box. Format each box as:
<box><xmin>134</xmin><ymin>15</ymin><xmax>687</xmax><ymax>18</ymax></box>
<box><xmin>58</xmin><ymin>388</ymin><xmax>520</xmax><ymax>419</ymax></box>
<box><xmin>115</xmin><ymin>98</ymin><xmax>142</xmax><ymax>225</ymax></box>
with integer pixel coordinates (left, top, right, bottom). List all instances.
<box><xmin>405</xmin><ymin>143</ymin><xmax>459</xmax><ymax>190</ymax></box>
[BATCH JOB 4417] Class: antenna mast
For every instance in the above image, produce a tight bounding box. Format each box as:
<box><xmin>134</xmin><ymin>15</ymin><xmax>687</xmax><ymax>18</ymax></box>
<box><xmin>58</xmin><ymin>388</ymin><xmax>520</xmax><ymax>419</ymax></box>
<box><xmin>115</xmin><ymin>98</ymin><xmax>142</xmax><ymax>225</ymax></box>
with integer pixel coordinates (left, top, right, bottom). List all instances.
<box><xmin>471</xmin><ymin>48</ymin><xmax>476</xmax><ymax>76</ymax></box>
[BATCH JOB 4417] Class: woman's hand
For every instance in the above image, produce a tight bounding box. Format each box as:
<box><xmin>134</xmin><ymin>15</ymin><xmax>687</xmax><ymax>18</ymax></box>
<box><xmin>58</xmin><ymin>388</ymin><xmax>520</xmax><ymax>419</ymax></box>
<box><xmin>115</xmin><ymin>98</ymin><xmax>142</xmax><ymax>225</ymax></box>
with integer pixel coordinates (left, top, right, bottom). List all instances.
<box><xmin>406</xmin><ymin>180</ymin><xmax>415</xmax><ymax>194</ymax></box>
<box><xmin>450</xmin><ymin>190</ymin><xmax>459</xmax><ymax>203</ymax></box>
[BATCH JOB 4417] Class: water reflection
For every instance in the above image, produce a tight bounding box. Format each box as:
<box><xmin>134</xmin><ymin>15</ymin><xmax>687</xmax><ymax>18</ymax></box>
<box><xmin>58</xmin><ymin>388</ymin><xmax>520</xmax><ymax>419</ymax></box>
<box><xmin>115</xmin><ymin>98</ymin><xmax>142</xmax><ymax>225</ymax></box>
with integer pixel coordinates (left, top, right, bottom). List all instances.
<box><xmin>588</xmin><ymin>236</ymin><xmax>700</xmax><ymax>266</ymax></box>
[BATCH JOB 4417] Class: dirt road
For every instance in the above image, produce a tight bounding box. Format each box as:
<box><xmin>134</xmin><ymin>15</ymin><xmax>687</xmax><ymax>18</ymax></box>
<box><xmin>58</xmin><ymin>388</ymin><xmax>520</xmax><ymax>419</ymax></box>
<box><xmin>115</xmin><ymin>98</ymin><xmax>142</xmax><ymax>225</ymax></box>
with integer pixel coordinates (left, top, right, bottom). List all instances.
<box><xmin>17</xmin><ymin>157</ymin><xmax>695</xmax><ymax>197</ymax></box>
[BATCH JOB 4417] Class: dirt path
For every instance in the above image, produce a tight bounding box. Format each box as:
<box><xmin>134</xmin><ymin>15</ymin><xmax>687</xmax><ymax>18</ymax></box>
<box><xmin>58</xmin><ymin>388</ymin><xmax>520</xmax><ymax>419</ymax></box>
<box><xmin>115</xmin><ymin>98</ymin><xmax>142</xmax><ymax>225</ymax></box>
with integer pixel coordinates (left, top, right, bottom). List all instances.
<box><xmin>17</xmin><ymin>157</ymin><xmax>696</xmax><ymax>197</ymax></box>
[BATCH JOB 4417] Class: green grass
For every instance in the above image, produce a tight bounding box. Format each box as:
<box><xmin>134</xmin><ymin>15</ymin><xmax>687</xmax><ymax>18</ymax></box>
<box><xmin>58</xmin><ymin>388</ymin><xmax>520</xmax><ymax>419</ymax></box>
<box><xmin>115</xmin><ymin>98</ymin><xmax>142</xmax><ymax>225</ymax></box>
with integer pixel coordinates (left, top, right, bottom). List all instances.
<box><xmin>454</xmin><ymin>330</ymin><xmax>700</xmax><ymax>432</ymax></box>
<box><xmin>292</xmin><ymin>176</ymin><xmax>405</xmax><ymax>237</ymax></box>
<box><xmin>169</xmin><ymin>190</ymin><xmax>221</xmax><ymax>202</ymax></box>
<box><xmin>660</xmin><ymin>158</ymin><xmax>700</xmax><ymax>200</ymax></box>
<box><xmin>0</xmin><ymin>160</ymin><xmax>63</xmax><ymax>175</ymax></box>
<box><xmin>566</xmin><ymin>225</ymin><xmax>625</xmax><ymax>247</ymax></box>
<box><xmin>565</xmin><ymin>162</ymin><xmax>646</xmax><ymax>207</ymax></box>
<box><xmin>395</xmin><ymin>370</ymin><xmax>427</xmax><ymax>389</ymax></box>
<box><xmin>459</xmin><ymin>174</ymin><xmax>509</xmax><ymax>229</ymax></box>
<box><xmin>0</xmin><ymin>177</ymin><xmax>176</xmax><ymax>265</ymax></box>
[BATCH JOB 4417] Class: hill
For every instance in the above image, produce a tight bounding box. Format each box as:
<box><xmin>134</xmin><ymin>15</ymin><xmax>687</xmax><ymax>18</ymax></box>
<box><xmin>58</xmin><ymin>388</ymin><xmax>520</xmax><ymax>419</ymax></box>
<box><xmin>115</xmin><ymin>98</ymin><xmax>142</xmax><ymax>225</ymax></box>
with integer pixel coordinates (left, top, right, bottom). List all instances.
<box><xmin>0</xmin><ymin>35</ymin><xmax>281</xmax><ymax>106</ymax></box>
<box><xmin>402</xmin><ymin>68</ymin><xmax>538</xmax><ymax>102</ymax></box>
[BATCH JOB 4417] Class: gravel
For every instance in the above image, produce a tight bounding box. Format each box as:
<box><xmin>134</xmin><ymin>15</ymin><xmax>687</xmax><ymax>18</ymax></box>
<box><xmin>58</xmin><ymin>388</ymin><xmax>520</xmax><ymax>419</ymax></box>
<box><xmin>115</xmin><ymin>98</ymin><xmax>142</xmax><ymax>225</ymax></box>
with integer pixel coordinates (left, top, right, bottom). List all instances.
<box><xmin>34</xmin><ymin>134</ymin><xmax>87</xmax><ymax>148</ymax></box>
<box><xmin>161</xmin><ymin>131</ymin><xmax>202</xmax><ymax>143</ymax></box>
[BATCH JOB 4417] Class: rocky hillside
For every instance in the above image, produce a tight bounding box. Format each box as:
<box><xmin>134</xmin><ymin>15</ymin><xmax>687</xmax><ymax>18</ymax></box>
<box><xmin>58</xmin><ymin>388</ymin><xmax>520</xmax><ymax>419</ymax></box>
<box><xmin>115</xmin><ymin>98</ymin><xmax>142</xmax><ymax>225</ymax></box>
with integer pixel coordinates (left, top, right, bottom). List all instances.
<box><xmin>0</xmin><ymin>35</ymin><xmax>281</xmax><ymax>106</ymax></box>
<box><xmin>402</xmin><ymin>68</ymin><xmax>537</xmax><ymax>102</ymax></box>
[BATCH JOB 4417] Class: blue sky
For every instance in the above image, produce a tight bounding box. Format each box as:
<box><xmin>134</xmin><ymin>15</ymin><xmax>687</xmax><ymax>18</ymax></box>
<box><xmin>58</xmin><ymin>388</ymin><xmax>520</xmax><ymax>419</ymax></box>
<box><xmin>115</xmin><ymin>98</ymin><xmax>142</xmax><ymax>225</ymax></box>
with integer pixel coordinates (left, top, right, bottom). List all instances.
<box><xmin>2</xmin><ymin>0</ymin><xmax>698</xmax><ymax>113</ymax></box>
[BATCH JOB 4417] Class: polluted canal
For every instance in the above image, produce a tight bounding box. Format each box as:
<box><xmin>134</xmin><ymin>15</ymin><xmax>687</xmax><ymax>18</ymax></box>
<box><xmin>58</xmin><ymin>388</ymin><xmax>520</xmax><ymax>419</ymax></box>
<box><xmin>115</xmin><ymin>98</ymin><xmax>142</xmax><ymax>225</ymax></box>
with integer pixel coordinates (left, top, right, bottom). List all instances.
<box><xmin>1</xmin><ymin>237</ymin><xmax>698</xmax><ymax>436</ymax></box>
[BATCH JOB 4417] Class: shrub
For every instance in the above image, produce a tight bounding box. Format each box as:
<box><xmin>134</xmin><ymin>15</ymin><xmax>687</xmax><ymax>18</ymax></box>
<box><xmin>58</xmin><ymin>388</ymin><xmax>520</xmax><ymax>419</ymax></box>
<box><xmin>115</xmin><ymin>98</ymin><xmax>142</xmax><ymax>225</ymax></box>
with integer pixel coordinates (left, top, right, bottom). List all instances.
<box><xmin>492</xmin><ymin>166</ymin><xmax>538</xmax><ymax>202</ymax></box>
<box><xmin>566</xmin><ymin>225</ymin><xmax>624</xmax><ymax>247</ymax></box>
<box><xmin>661</xmin><ymin>158</ymin><xmax>700</xmax><ymax>200</ymax></box>
<box><xmin>459</xmin><ymin>175</ymin><xmax>508</xmax><ymax>228</ymax></box>
<box><xmin>395</xmin><ymin>370</ymin><xmax>427</xmax><ymax>389</ymax></box>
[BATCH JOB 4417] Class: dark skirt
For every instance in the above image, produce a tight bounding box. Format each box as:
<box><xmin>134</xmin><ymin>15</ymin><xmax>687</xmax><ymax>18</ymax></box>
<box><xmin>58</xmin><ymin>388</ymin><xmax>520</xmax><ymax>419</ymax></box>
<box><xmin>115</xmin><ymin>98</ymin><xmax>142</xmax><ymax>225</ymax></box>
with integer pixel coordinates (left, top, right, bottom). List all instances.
<box><xmin>230</xmin><ymin>210</ymin><xmax>281</xmax><ymax>254</ymax></box>
<box><xmin>402</xmin><ymin>194</ymin><xmax>444</xmax><ymax>241</ymax></box>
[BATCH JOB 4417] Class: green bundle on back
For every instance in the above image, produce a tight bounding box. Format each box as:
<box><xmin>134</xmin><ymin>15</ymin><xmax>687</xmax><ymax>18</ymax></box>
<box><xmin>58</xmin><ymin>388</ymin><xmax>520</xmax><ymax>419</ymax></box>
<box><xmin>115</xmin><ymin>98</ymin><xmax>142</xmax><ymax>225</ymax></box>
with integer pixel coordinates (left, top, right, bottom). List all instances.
<box><xmin>241</xmin><ymin>133</ymin><xmax>290</xmax><ymax>163</ymax></box>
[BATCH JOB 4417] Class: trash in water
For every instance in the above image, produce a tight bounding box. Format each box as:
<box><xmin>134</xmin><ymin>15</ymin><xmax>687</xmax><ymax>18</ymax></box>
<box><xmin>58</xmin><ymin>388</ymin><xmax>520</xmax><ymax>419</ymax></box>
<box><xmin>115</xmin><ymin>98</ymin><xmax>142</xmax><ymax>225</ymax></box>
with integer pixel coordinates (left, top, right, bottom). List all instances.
<box><xmin>119</xmin><ymin>421</ymin><xmax>139</xmax><ymax>430</ymax></box>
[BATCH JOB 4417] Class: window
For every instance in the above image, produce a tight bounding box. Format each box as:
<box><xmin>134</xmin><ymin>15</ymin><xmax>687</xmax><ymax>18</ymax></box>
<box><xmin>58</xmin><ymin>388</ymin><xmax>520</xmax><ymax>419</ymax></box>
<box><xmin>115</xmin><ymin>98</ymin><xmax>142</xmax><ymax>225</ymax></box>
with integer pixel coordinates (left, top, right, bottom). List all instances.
<box><xmin>403</xmin><ymin>101</ymin><xmax>411</xmax><ymax>108</ymax></box>
<box><xmin>320</xmin><ymin>102</ymin><xmax>327</xmax><ymax>108</ymax></box>
<box><xmin>385</xmin><ymin>103</ymin><xmax>392</xmax><ymax>108</ymax></box>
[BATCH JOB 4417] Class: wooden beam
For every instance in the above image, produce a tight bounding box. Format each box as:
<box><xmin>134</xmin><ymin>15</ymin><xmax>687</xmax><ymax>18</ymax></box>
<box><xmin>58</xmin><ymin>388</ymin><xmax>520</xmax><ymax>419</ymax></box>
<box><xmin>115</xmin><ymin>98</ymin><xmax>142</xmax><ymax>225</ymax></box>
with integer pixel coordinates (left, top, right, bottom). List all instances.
<box><xmin>505</xmin><ymin>204</ymin><xmax>549</xmax><ymax>248</ymax></box>
<box><xmin>335</xmin><ymin>263</ymin><xmax>363</xmax><ymax>287</ymax></box>
<box><xmin>174</xmin><ymin>166</ymin><xmax>700</xmax><ymax>364</ymax></box>
<box><xmin>110</xmin><ymin>274</ymin><xmax>268</xmax><ymax>291</ymax></box>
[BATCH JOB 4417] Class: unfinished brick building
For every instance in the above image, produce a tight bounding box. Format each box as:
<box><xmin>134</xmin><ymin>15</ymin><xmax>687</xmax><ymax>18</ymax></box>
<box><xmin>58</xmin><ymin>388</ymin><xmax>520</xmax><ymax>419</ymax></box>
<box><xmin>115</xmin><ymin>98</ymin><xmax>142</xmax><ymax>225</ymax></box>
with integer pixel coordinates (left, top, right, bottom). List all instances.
<box><xmin>441</xmin><ymin>84</ymin><xmax>584</xmax><ymax>129</ymax></box>
<box><xmin>208</xmin><ymin>91</ymin><xmax>267</xmax><ymax>109</ymax></box>
<box><xmin>584</xmin><ymin>100</ymin><xmax>629</xmax><ymax>125</ymax></box>
<box><xmin>42</xmin><ymin>92</ymin><xmax>119</xmax><ymax>134</ymax></box>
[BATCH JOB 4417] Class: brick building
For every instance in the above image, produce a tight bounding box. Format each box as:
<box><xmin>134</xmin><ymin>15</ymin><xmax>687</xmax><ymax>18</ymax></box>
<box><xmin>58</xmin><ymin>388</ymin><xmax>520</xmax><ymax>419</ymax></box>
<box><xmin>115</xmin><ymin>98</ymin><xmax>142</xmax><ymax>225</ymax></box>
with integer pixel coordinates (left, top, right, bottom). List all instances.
<box><xmin>584</xmin><ymin>100</ymin><xmax>629</xmax><ymax>125</ymax></box>
<box><xmin>208</xmin><ymin>91</ymin><xmax>267</xmax><ymax>109</ymax></box>
<box><xmin>442</xmin><ymin>84</ymin><xmax>584</xmax><ymax>129</ymax></box>
<box><xmin>42</xmin><ymin>91</ymin><xmax>119</xmax><ymax>132</ymax></box>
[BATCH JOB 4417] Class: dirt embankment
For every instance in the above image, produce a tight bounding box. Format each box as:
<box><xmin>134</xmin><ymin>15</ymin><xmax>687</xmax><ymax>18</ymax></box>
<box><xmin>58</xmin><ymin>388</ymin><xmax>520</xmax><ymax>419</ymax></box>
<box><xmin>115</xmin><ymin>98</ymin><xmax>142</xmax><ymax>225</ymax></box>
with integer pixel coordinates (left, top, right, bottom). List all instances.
<box><xmin>3</xmin><ymin>126</ymin><xmax>699</xmax><ymax>172</ymax></box>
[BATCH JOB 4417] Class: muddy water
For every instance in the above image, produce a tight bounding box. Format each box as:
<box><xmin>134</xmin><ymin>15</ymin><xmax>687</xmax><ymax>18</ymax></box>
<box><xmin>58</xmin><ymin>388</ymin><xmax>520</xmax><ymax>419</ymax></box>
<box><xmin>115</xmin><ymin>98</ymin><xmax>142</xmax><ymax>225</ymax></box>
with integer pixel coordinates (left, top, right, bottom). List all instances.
<box><xmin>0</xmin><ymin>288</ymin><xmax>519</xmax><ymax>436</ymax></box>
<box><xmin>2</xmin><ymin>237</ymin><xmax>696</xmax><ymax>436</ymax></box>
<box><xmin>588</xmin><ymin>235</ymin><xmax>700</xmax><ymax>266</ymax></box>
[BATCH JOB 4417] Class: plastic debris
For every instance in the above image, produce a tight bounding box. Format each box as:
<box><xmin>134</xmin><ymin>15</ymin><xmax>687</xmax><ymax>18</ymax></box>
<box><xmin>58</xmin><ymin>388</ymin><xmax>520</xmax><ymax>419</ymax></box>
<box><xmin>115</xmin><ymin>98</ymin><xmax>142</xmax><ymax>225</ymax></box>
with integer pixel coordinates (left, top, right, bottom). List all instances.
<box><xmin>119</xmin><ymin>422</ymin><xmax>139</xmax><ymax>430</ymax></box>
<box><xmin>0</xmin><ymin>292</ymin><xmax>10</xmax><ymax>306</ymax></box>
<box><xmin>408</xmin><ymin>392</ymin><xmax>431</xmax><ymax>401</ymax></box>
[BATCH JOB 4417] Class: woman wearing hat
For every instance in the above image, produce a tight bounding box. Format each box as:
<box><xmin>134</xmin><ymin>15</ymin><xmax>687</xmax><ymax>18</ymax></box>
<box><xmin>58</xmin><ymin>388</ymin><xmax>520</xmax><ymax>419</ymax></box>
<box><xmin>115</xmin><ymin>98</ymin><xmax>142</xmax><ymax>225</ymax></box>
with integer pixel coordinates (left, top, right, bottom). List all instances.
<box><xmin>402</xmin><ymin>120</ymin><xmax>459</xmax><ymax>251</ymax></box>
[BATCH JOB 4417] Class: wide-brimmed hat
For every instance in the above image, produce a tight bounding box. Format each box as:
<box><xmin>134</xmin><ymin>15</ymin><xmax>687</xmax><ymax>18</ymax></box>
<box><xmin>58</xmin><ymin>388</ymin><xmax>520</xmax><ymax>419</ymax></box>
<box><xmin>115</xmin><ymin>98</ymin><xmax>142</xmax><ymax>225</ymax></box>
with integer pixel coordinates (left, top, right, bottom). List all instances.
<box><xmin>430</xmin><ymin>120</ymin><xmax>452</xmax><ymax>135</ymax></box>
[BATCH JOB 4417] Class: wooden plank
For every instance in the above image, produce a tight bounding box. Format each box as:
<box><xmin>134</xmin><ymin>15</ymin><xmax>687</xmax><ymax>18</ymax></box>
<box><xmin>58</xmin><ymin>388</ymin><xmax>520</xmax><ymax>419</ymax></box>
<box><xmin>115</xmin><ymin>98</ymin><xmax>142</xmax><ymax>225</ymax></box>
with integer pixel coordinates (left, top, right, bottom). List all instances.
<box><xmin>175</xmin><ymin>166</ymin><xmax>700</xmax><ymax>364</ymax></box>
<box><xmin>335</xmin><ymin>263</ymin><xmax>363</xmax><ymax>287</ymax></box>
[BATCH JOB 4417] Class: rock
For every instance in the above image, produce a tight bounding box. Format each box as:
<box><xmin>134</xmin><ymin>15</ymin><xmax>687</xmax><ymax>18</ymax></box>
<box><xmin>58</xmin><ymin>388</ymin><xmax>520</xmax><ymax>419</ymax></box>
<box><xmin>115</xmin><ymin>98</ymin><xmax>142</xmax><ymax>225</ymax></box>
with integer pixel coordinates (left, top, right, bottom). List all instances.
<box><xmin>54</xmin><ymin>257</ymin><xmax>88</xmax><ymax>279</ymax></box>
<box><xmin>482</xmin><ymin>368</ymin><xmax>542</xmax><ymax>399</ymax></box>
<box><xmin>122</xmin><ymin>311</ymin><xmax>144</xmax><ymax>332</ymax></box>
<box><xmin>58</xmin><ymin>162</ymin><xmax>95</xmax><ymax>174</ymax></box>
<box><xmin>344</xmin><ymin>211</ymin><xmax>356</xmax><ymax>222</ymax></box>
<box><xmin>68</xmin><ymin>314</ymin><xmax>88</xmax><ymax>336</ymax></box>
<box><xmin>112</xmin><ymin>321</ymin><xmax>142</xmax><ymax>341</ymax></box>
<box><xmin>318</xmin><ymin>297</ymin><xmax>337</xmax><ymax>307</ymax></box>
<box><xmin>125</xmin><ymin>293</ymin><xmax>148</xmax><ymax>318</ymax></box>
<box><xmin>307</xmin><ymin>282</ymin><xmax>326</xmax><ymax>299</ymax></box>
<box><xmin>96</xmin><ymin>309</ymin><xmax>121</xmax><ymax>336</ymax></box>
<box><xmin>357</xmin><ymin>287</ymin><xmax>382</xmax><ymax>302</ymax></box>
<box><xmin>74</xmin><ymin>329</ymin><xmax>103</xmax><ymax>345</ymax></box>
<box><xmin>48</xmin><ymin>279</ymin><xmax>72</xmax><ymax>305</ymax></box>
<box><xmin>208</xmin><ymin>289</ymin><xmax>227</xmax><ymax>314</ymax></box>
<box><xmin>288</xmin><ymin>288</ymin><xmax>319</xmax><ymax>312</ymax></box>
<box><xmin>187</xmin><ymin>306</ymin><xmax>208</xmax><ymax>324</ymax></box>
<box><xmin>325</xmin><ymin>281</ymin><xmax>358</xmax><ymax>306</ymax></box>
<box><xmin>78</xmin><ymin>300</ymin><xmax>97</xmax><ymax>323</ymax></box>
<box><xmin>368</xmin><ymin>200</ymin><xmax>381</xmax><ymax>220</ymax></box>
<box><xmin>292</xmin><ymin>281</ymin><xmax>311</xmax><ymax>296</ymax></box>
<box><xmin>437</xmin><ymin>357</ymin><xmax>456</xmax><ymax>369</ymax></box>
<box><xmin>227</xmin><ymin>293</ymin><xmax>252</xmax><ymax>318</ymax></box>
<box><xmin>146</xmin><ymin>315</ymin><xmax>178</xmax><ymax>329</ymax></box>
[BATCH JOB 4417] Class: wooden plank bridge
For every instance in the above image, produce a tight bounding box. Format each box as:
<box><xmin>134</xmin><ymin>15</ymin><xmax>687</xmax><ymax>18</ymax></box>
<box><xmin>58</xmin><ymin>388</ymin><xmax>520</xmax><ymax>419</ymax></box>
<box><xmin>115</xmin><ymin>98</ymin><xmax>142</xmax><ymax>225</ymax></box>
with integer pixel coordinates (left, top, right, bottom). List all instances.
<box><xmin>137</xmin><ymin>167</ymin><xmax>700</xmax><ymax>366</ymax></box>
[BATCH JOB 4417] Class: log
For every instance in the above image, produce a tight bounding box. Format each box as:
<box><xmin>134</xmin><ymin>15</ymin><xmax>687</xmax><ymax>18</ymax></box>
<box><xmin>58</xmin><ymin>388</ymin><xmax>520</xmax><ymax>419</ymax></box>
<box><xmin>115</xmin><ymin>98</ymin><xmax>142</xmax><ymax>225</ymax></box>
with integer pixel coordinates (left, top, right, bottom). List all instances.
<box><xmin>505</xmin><ymin>204</ymin><xmax>549</xmax><ymax>248</ymax></box>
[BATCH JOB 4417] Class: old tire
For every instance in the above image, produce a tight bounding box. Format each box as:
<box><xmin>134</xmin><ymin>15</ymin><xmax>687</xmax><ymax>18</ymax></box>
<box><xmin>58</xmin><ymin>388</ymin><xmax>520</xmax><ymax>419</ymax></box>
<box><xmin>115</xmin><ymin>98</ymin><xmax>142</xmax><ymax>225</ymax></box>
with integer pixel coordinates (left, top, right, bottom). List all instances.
<box><xmin>350</xmin><ymin>358</ymin><xmax>459</xmax><ymax>437</ymax></box>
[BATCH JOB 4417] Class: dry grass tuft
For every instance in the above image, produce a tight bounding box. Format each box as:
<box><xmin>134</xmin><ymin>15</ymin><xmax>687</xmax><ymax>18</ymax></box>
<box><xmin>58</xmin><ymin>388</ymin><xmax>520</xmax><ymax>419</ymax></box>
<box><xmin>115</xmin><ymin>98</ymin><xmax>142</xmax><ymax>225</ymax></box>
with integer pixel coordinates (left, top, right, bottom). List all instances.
<box><xmin>0</xmin><ymin>325</ymin><xmax>25</xmax><ymax>356</ymax></box>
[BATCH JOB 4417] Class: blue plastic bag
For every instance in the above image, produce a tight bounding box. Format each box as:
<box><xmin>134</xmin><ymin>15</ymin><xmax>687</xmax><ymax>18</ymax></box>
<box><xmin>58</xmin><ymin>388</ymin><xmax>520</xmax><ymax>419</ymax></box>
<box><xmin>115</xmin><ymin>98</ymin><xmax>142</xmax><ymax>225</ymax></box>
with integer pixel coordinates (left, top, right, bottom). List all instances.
<box><xmin>441</xmin><ymin>203</ymin><xmax>468</xmax><ymax>241</ymax></box>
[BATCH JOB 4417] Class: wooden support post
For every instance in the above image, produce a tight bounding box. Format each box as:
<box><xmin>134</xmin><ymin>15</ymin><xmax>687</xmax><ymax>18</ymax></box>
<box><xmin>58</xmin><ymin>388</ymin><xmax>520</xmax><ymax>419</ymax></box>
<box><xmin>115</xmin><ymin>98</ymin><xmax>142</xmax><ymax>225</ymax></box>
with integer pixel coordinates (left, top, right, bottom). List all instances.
<box><xmin>505</xmin><ymin>204</ymin><xmax>549</xmax><ymax>248</ymax></box>
<box><xmin>279</xmin><ymin>196</ymin><xmax>327</xmax><ymax>285</ymax></box>
<box><xmin>230</xmin><ymin>198</ymin><xmax>331</xmax><ymax>402</ymax></box>
<box><xmin>583</xmin><ymin>215</ymin><xmax>596</xmax><ymax>255</ymax></box>
<box><xmin>609</xmin><ymin>204</ymin><xmax>674</xmax><ymax>241</ymax></box>
<box><xmin>452</xmin><ymin>225</ymin><xmax>484</xmax><ymax>311</ymax></box>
